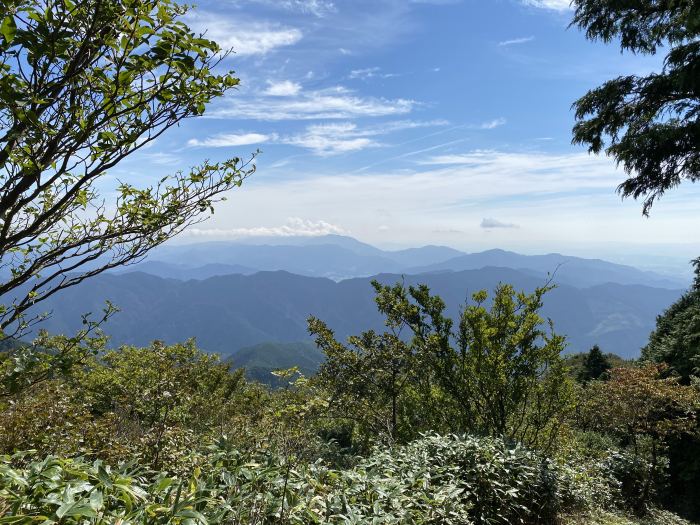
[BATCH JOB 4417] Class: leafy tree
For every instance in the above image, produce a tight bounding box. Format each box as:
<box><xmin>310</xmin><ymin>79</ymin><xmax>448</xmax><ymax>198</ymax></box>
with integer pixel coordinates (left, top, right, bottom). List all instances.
<box><xmin>0</xmin><ymin>338</ymin><xmax>262</xmax><ymax>470</ymax></box>
<box><xmin>565</xmin><ymin>348</ymin><xmax>627</xmax><ymax>383</ymax></box>
<box><xmin>578</xmin><ymin>344</ymin><xmax>613</xmax><ymax>382</ymax></box>
<box><xmin>312</xmin><ymin>280</ymin><xmax>575</xmax><ymax>451</ymax></box>
<box><xmin>309</xmin><ymin>319</ymin><xmax>418</xmax><ymax>443</ymax></box>
<box><xmin>642</xmin><ymin>258</ymin><xmax>700</xmax><ymax>381</ymax></box>
<box><xmin>571</xmin><ymin>0</ymin><xmax>700</xmax><ymax>215</ymax></box>
<box><xmin>0</xmin><ymin>0</ymin><xmax>254</xmax><ymax>337</ymax></box>
<box><xmin>78</xmin><ymin>339</ymin><xmax>245</xmax><ymax>467</ymax></box>
<box><xmin>0</xmin><ymin>324</ymin><xmax>107</xmax><ymax>398</ymax></box>
<box><xmin>377</xmin><ymin>281</ymin><xmax>575</xmax><ymax>451</ymax></box>
<box><xmin>579</xmin><ymin>365</ymin><xmax>699</xmax><ymax>511</ymax></box>
<box><xmin>641</xmin><ymin>260</ymin><xmax>700</xmax><ymax>518</ymax></box>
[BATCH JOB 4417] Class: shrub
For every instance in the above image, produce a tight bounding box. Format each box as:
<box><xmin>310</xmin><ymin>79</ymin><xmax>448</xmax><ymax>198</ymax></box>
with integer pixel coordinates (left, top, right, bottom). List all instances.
<box><xmin>0</xmin><ymin>434</ymin><xmax>608</xmax><ymax>525</ymax></box>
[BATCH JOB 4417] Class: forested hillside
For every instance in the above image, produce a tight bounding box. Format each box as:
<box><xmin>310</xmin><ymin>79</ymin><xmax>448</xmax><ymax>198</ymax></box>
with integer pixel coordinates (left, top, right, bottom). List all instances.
<box><xmin>20</xmin><ymin>267</ymin><xmax>682</xmax><ymax>359</ymax></box>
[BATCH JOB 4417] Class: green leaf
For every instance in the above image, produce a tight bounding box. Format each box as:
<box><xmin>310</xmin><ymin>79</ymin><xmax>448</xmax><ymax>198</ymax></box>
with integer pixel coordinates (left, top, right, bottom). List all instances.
<box><xmin>56</xmin><ymin>500</ymin><xmax>98</xmax><ymax>519</ymax></box>
<box><xmin>1</xmin><ymin>16</ymin><xmax>16</xmax><ymax>43</ymax></box>
<box><xmin>89</xmin><ymin>490</ymin><xmax>104</xmax><ymax>511</ymax></box>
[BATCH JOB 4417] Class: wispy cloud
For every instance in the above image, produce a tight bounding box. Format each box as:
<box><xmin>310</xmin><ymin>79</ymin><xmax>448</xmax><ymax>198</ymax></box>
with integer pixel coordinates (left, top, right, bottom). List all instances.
<box><xmin>498</xmin><ymin>36</ymin><xmax>535</xmax><ymax>46</ymax></box>
<box><xmin>188</xmin><ymin>120</ymin><xmax>447</xmax><ymax>155</ymax></box>
<box><xmin>282</xmin><ymin>120</ymin><xmax>447</xmax><ymax>156</ymax></box>
<box><xmin>187</xmin><ymin>217</ymin><xmax>346</xmax><ymax>237</ymax></box>
<box><xmin>143</xmin><ymin>152</ymin><xmax>181</xmax><ymax>166</ymax></box>
<box><xmin>193</xmin><ymin>150</ymin><xmax>700</xmax><ymax>246</ymax></box>
<box><xmin>349</xmin><ymin>67</ymin><xmax>397</xmax><ymax>80</ymax></box>
<box><xmin>188</xmin><ymin>133</ymin><xmax>276</xmax><ymax>148</ymax></box>
<box><xmin>258</xmin><ymin>151</ymin><xmax>623</xmax><ymax>212</ymax></box>
<box><xmin>210</xmin><ymin>86</ymin><xmax>416</xmax><ymax>120</ymax></box>
<box><xmin>185</xmin><ymin>12</ymin><xmax>302</xmax><ymax>56</ymax></box>
<box><xmin>481</xmin><ymin>218</ymin><xmax>519</xmax><ymax>229</ymax></box>
<box><xmin>478</xmin><ymin>118</ymin><xmax>507</xmax><ymax>129</ymax></box>
<box><xmin>264</xmin><ymin>80</ymin><xmax>302</xmax><ymax>96</ymax></box>
<box><xmin>236</xmin><ymin>0</ymin><xmax>336</xmax><ymax>17</ymax></box>
<box><xmin>521</xmin><ymin>0</ymin><xmax>571</xmax><ymax>11</ymax></box>
<box><xmin>283</xmin><ymin>122</ymin><xmax>377</xmax><ymax>156</ymax></box>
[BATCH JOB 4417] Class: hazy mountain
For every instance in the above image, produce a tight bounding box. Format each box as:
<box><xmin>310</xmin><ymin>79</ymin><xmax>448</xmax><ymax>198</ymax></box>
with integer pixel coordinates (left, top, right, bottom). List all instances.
<box><xmin>127</xmin><ymin>236</ymin><xmax>688</xmax><ymax>289</ymax></box>
<box><xmin>409</xmin><ymin>249</ymin><xmax>687</xmax><ymax>289</ymax></box>
<box><xmin>213</xmin><ymin>234</ymin><xmax>386</xmax><ymax>257</ymax></box>
<box><xmin>115</xmin><ymin>261</ymin><xmax>256</xmax><ymax>280</ymax></box>
<box><xmin>384</xmin><ymin>245</ymin><xmax>465</xmax><ymax>267</ymax></box>
<box><xmin>25</xmin><ymin>268</ymin><xmax>683</xmax><ymax>359</ymax></box>
<box><xmin>145</xmin><ymin>242</ymin><xmax>403</xmax><ymax>280</ymax></box>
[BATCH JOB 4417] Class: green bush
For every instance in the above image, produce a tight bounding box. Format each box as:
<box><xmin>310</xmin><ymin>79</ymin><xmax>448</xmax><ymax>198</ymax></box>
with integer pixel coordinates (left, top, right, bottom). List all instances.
<box><xmin>0</xmin><ymin>434</ymin><xmax>608</xmax><ymax>525</ymax></box>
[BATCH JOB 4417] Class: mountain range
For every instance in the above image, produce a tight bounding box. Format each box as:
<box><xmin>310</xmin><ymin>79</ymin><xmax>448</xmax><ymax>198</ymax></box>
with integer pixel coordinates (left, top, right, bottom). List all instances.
<box><xmin>6</xmin><ymin>235</ymin><xmax>690</xmax><ymax>367</ymax></box>
<box><xmin>25</xmin><ymin>266</ymin><xmax>682</xmax><ymax>360</ymax></box>
<box><xmin>115</xmin><ymin>235</ymin><xmax>689</xmax><ymax>289</ymax></box>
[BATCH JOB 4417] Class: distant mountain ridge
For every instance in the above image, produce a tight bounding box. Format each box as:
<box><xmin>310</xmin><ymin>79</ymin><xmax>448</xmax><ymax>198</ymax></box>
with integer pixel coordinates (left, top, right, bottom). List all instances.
<box><xmin>407</xmin><ymin>248</ymin><xmax>685</xmax><ymax>289</ymax></box>
<box><xmin>26</xmin><ymin>267</ymin><xmax>683</xmax><ymax>359</ymax></box>
<box><xmin>117</xmin><ymin>235</ymin><xmax>689</xmax><ymax>289</ymax></box>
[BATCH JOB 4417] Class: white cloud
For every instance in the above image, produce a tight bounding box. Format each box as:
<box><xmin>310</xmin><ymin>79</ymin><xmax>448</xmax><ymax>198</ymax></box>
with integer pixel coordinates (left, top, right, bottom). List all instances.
<box><xmin>522</xmin><ymin>0</ymin><xmax>571</xmax><ymax>11</ymax></box>
<box><xmin>187</xmin><ymin>217</ymin><xmax>346</xmax><ymax>237</ymax></box>
<box><xmin>188</xmin><ymin>133</ymin><xmax>276</xmax><ymax>147</ymax></box>
<box><xmin>211</xmin><ymin>86</ymin><xmax>416</xmax><ymax>120</ymax></box>
<box><xmin>481</xmin><ymin>218</ymin><xmax>519</xmax><ymax>229</ymax></box>
<box><xmin>143</xmin><ymin>152</ymin><xmax>181</xmax><ymax>166</ymax></box>
<box><xmin>499</xmin><ymin>36</ymin><xmax>535</xmax><ymax>46</ymax></box>
<box><xmin>231</xmin><ymin>151</ymin><xmax>624</xmax><ymax>217</ymax></box>
<box><xmin>478</xmin><ymin>118</ymin><xmax>507</xmax><ymax>129</ymax></box>
<box><xmin>349</xmin><ymin>67</ymin><xmax>397</xmax><ymax>80</ymax></box>
<box><xmin>283</xmin><ymin>122</ymin><xmax>377</xmax><ymax>156</ymax></box>
<box><xmin>185</xmin><ymin>12</ymin><xmax>302</xmax><ymax>56</ymax></box>
<box><xmin>224</xmin><ymin>151</ymin><xmax>625</xmax><ymax>217</ymax></box>
<box><xmin>283</xmin><ymin>120</ymin><xmax>448</xmax><ymax>156</ymax></box>
<box><xmin>188</xmin><ymin>120</ymin><xmax>447</xmax><ymax>155</ymax></box>
<box><xmin>238</xmin><ymin>0</ymin><xmax>336</xmax><ymax>17</ymax></box>
<box><xmin>264</xmin><ymin>80</ymin><xmax>302</xmax><ymax>96</ymax></box>
<box><xmin>191</xmin><ymin>149</ymin><xmax>700</xmax><ymax>247</ymax></box>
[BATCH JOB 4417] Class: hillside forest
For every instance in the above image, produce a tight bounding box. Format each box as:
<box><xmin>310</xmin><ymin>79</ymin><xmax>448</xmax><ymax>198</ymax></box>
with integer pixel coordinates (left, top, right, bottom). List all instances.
<box><xmin>1</xmin><ymin>1</ymin><xmax>699</xmax><ymax>524</ymax></box>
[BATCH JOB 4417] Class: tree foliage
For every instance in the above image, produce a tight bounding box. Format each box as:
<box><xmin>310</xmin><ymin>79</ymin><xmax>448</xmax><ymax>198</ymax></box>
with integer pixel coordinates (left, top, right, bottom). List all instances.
<box><xmin>0</xmin><ymin>320</ymin><xmax>107</xmax><ymax>398</ymax></box>
<box><xmin>311</xmin><ymin>280</ymin><xmax>575</xmax><ymax>451</ymax></box>
<box><xmin>578</xmin><ymin>365</ymin><xmax>699</xmax><ymax>511</ymax></box>
<box><xmin>581</xmin><ymin>365</ymin><xmax>697</xmax><ymax>447</ymax></box>
<box><xmin>309</xmin><ymin>319</ymin><xmax>417</xmax><ymax>443</ymax></box>
<box><xmin>571</xmin><ymin>0</ymin><xmax>700</xmax><ymax>215</ymax></box>
<box><xmin>642</xmin><ymin>259</ymin><xmax>700</xmax><ymax>381</ymax></box>
<box><xmin>0</xmin><ymin>0</ymin><xmax>254</xmax><ymax>337</ymax></box>
<box><xmin>578</xmin><ymin>345</ymin><xmax>613</xmax><ymax>382</ymax></box>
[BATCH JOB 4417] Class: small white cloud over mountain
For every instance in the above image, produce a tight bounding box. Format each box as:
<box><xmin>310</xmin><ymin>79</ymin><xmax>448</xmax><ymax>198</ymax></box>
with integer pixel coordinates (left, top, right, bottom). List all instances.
<box><xmin>187</xmin><ymin>217</ymin><xmax>347</xmax><ymax>238</ymax></box>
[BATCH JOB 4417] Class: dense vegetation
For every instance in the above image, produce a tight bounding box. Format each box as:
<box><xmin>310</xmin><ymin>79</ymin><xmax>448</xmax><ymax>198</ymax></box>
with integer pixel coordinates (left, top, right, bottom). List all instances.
<box><xmin>2</xmin><ymin>281</ymin><xmax>699</xmax><ymax>523</ymax></box>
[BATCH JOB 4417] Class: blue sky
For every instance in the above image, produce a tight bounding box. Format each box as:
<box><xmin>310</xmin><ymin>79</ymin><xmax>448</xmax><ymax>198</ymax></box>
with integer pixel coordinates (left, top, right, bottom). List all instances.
<box><xmin>113</xmin><ymin>0</ymin><xmax>699</xmax><ymax>269</ymax></box>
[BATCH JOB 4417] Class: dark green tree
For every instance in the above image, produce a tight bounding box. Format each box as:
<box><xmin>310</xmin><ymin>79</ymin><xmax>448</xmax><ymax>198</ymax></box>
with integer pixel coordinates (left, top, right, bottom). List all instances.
<box><xmin>641</xmin><ymin>259</ymin><xmax>700</xmax><ymax>519</ymax></box>
<box><xmin>642</xmin><ymin>259</ymin><xmax>700</xmax><ymax>381</ymax></box>
<box><xmin>578</xmin><ymin>344</ymin><xmax>612</xmax><ymax>382</ymax></box>
<box><xmin>571</xmin><ymin>0</ymin><xmax>700</xmax><ymax>215</ymax></box>
<box><xmin>0</xmin><ymin>0</ymin><xmax>254</xmax><ymax>338</ymax></box>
